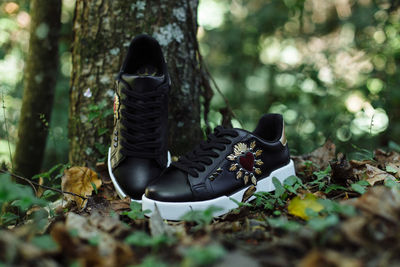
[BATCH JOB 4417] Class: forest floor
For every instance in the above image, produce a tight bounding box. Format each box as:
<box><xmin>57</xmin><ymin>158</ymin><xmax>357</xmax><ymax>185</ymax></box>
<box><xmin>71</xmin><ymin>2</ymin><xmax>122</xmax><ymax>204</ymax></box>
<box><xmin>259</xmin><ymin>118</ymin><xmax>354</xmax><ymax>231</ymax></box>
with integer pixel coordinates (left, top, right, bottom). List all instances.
<box><xmin>2</xmin><ymin>141</ymin><xmax>400</xmax><ymax>267</ymax></box>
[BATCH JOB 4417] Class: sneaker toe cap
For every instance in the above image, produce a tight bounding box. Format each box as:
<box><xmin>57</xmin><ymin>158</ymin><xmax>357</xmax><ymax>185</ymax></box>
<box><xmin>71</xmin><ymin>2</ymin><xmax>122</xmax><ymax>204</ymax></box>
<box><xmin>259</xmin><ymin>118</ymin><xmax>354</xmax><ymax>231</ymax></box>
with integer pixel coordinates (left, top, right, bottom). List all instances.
<box><xmin>113</xmin><ymin>158</ymin><xmax>162</xmax><ymax>200</ymax></box>
<box><xmin>145</xmin><ymin>168</ymin><xmax>194</xmax><ymax>202</ymax></box>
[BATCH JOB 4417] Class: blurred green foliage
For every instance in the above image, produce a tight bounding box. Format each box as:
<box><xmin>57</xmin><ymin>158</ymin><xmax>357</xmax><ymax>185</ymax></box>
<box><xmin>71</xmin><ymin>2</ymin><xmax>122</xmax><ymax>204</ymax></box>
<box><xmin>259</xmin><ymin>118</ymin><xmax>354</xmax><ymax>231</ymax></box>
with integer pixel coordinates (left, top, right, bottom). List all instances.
<box><xmin>0</xmin><ymin>0</ymin><xmax>74</xmax><ymax>169</ymax></box>
<box><xmin>199</xmin><ymin>0</ymin><xmax>400</xmax><ymax>154</ymax></box>
<box><xmin>0</xmin><ymin>0</ymin><xmax>399</xmax><ymax>172</ymax></box>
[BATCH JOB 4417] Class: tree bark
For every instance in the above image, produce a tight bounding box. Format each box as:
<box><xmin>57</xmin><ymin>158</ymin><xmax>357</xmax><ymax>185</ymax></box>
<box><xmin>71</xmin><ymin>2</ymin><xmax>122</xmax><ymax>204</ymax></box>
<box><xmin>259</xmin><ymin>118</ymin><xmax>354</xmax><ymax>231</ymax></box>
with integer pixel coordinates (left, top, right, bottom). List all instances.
<box><xmin>69</xmin><ymin>0</ymin><xmax>203</xmax><ymax>166</ymax></box>
<box><xmin>13</xmin><ymin>0</ymin><xmax>61</xmax><ymax>179</ymax></box>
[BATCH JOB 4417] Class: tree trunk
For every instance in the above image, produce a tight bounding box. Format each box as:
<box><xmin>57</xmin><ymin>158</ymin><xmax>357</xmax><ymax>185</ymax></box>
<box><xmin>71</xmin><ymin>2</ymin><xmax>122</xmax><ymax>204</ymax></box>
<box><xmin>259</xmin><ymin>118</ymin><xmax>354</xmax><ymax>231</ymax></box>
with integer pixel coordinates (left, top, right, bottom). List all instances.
<box><xmin>13</xmin><ymin>0</ymin><xmax>61</xmax><ymax>179</ymax></box>
<box><xmin>69</xmin><ymin>0</ymin><xmax>203</xmax><ymax>166</ymax></box>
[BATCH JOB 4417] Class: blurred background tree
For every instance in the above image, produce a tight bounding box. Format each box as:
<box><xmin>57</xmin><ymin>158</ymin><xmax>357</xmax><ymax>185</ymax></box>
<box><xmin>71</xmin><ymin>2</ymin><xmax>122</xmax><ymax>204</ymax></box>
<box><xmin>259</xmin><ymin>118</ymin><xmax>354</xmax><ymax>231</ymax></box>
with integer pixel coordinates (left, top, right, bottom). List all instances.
<box><xmin>12</xmin><ymin>0</ymin><xmax>61</xmax><ymax>179</ymax></box>
<box><xmin>0</xmin><ymin>0</ymin><xmax>399</xmax><ymax>173</ymax></box>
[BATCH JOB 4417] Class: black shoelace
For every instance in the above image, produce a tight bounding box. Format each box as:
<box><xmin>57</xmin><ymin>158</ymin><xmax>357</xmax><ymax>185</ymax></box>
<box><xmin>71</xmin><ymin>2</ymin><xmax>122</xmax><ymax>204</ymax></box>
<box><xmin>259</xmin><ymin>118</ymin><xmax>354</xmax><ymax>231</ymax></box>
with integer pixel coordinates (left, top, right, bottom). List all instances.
<box><xmin>119</xmin><ymin>78</ymin><xmax>164</xmax><ymax>158</ymax></box>
<box><xmin>173</xmin><ymin>126</ymin><xmax>239</xmax><ymax>177</ymax></box>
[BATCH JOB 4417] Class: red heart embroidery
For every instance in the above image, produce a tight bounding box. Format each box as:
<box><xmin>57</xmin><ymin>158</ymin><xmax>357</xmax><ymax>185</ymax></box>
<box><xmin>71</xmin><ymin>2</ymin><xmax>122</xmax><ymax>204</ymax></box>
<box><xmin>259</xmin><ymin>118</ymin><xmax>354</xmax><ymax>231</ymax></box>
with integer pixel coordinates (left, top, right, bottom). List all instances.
<box><xmin>239</xmin><ymin>152</ymin><xmax>254</xmax><ymax>172</ymax></box>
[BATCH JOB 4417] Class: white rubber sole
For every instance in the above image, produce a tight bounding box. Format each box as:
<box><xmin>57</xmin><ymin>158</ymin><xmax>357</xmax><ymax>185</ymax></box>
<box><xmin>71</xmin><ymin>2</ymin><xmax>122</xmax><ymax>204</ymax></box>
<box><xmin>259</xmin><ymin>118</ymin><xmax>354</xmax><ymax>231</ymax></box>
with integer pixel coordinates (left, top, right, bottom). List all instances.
<box><xmin>142</xmin><ymin>160</ymin><xmax>296</xmax><ymax>220</ymax></box>
<box><xmin>107</xmin><ymin>147</ymin><xmax>171</xmax><ymax>202</ymax></box>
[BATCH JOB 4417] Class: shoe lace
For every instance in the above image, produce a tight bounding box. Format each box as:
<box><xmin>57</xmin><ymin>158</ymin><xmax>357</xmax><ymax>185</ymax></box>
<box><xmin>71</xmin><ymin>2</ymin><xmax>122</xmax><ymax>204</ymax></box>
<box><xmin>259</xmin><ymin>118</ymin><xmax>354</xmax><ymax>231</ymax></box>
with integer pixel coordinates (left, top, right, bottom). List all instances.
<box><xmin>173</xmin><ymin>126</ymin><xmax>238</xmax><ymax>177</ymax></box>
<box><xmin>119</xmin><ymin>78</ymin><xmax>164</xmax><ymax>158</ymax></box>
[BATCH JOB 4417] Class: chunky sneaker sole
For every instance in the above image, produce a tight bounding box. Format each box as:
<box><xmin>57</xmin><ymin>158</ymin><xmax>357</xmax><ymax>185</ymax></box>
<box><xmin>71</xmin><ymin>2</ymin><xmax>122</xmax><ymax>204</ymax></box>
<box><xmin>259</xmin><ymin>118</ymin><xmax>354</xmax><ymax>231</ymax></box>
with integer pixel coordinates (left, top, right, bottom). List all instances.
<box><xmin>142</xmin><ymin>160</ymin><xmax>295</xmax><ymax>220</ymax></box>
<box><xmin>107</xmin><ymin>148</ymin><xmax>171</xmax><ymax>201</ymax></box>
<box><xmin>142</xmin><ymin>114</ymin><xmax>295</xmax><ymax>220</ymax></box>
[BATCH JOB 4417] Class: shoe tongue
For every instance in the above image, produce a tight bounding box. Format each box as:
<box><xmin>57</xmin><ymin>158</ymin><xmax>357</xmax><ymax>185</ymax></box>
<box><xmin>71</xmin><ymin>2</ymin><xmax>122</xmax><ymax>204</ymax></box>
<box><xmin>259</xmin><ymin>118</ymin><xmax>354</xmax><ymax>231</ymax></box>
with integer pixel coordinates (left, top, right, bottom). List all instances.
<box><xmin>121</xmin><ymin>74</ymin><xmax>164</xmax><ymax>92</ymax></box>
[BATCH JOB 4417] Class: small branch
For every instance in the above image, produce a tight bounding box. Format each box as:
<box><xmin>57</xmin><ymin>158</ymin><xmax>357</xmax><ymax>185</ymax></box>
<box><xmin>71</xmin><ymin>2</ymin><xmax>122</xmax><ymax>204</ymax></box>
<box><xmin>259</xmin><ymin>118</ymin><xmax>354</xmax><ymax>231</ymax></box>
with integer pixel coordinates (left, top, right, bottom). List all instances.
<box><xmin>0</xmin><ymin>169</ymin><xmax>87</xmax><ymax>200</ymax></box>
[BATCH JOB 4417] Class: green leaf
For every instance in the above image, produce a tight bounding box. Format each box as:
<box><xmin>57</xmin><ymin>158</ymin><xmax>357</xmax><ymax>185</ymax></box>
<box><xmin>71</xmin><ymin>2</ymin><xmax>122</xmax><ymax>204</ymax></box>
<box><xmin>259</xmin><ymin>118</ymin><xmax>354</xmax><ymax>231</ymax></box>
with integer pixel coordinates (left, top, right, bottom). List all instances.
<box><xmin>272</xmin><ymin>177</ymin><xmax>285</xmax><ymax>197</ymax></box>
<box><xmin>97</xmin><ymin>127</ymin><xmax>109</xmax><ymax>136</ymax></box>
<box><xmin>31</xmin><ymin>235</ymin><xmax>58</xmax><ymax>251</ymax></box>
<box><xmin>124</xmin><ymin>231</ymin><xmax>173</xmax><ymax>248</ymax></box>
<box><xmin>180</xmin><ymin>206</ymin><xmax>223</xmax><ymax>227</ymax></box>
<box><xmin>307</xmin><ymin>214</ymin><xmax>339</xmax><ymax>231</ymax></box>
<box><xmin>351</xmin><ymin>183</ymin><xmax>366</xmax><ymax>194</ymax></box>
<box><xmin>89</xmin><ymin>235</ymin><xmax>100</xmax><ymax>246</ymax></box>
<box><xmin>267</xmin><ymin>216</ymin><xmax>302</xmax><ymax>231</ymax></box>
<box><xmin>388</xmin><ymin>141</ymin><xmax>400</xmax><ymax>153</ymax></box>
<box><xmin>384</xmin><ymin>179</ymin><xmax>399</xmax><ymax>189</ymax></box>
<box><xmin>324</xmin><ymin>184</ymin><xmax>347</xmax><ymax>193</ymax></box>
<box><xmin>386</xmin><ymin>165</ymin><xmax>398</xmax><ymax>174</ymax></box>
<box><xmin>182</xmin><ymin>245</ymin><xmax>226</xmax><ymax>267</ymax></box>
<box><xmin>229</xmin><ymin>197</ymin><xmax>252</xmax><ymax>207</ymax></box>
<box><xmin>121</xmin><ymin>201</ymin><xmax>151</xmax><ymax>220</ymax></box>
<box><xmin>90</xmin><ymin>182</ymin><xmax>98</xmax><ymax>194</ymax></box>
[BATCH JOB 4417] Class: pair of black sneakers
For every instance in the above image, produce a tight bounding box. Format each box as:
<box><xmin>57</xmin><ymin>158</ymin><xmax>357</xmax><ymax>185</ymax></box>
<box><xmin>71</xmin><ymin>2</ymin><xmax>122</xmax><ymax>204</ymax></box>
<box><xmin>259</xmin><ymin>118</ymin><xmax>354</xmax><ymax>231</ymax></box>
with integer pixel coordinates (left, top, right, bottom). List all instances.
<box><xmin>107</xmin><ymin>35</ymin><xmax>295</xmax><ymax>220</ymax></box>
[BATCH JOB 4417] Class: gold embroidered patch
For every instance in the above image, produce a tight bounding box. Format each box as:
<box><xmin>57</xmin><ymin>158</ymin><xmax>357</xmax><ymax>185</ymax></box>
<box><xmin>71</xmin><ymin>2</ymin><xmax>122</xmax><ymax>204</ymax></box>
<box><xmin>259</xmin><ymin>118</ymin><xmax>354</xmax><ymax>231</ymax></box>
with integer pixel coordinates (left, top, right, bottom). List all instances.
<box><xmin>226</xmin><ymin>141</ymin><xmax>264</xmax><ymax>186</ymax></box>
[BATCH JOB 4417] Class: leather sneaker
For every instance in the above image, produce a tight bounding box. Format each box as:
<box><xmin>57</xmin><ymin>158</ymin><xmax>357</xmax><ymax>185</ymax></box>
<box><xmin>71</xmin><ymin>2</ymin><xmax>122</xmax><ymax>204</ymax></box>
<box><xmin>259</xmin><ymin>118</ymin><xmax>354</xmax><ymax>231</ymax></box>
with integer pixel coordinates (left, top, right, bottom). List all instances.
<box><xmin>142</xmin><ymin>114</ymin><xmax>295</xmax><ymax>220</ymax></box>
<box><xmin>107</xmin><ymin>35</ymin><xmax>170</xmax><ymax>201</ymax></box>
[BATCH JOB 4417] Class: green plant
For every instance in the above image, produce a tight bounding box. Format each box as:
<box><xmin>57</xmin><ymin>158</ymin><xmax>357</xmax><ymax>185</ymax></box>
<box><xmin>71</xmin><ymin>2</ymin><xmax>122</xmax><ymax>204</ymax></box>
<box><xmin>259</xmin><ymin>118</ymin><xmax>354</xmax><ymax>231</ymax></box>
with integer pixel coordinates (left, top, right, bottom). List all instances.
<box><xmin>88</xmin><ymin>100</ymin><xmax>113</xmax><ymax>160</ymax></box>
<box><xmin>309</xmin><ymin>166</ymin><xmax>332</xmax><ymax>190</ymax></box>
<box><xmin>254</xmin><ymin>176</ymin><xmax>304</xmax><ymax>211</ymax></box>
<box><xmin>181</xmin><ymin>244</ymin><xmax>226</xmax><ymax>267</ymax></box>
<box><xmin>134</xmin><ymin>256</ymin><xmax>170</xmax><ymax>267</ymax></box>
<box><xmin>31</xmin><ymin>163</ymin><xmax>70</xmax><ymax>201</ymax></box>
<box><xmin>124</xmin><ymin>231</ymin><xmax>174</xmax><ymax>250</ymax></box>
<box><xmin>180</xmin><ymin>206</ymin><xmax>222</xmax><ymax>229</ymax></box>
<box><xmin>121</xmin><ymin>201</ymin><xmax>151</xmax><ymax>220</ymax></box>
<box><xmin>350</xmin><ymin>180</ymin><xmax>370</xmax><ymax>194</ymax></box>
<box><xmin>349</xmin><ymin>145</ymin><xmax>375</xmax><ymax>161</ymax></box>
<box><xmin>0</xmin><ymin>173</ymin><xmax>48</xmax><ymax>227</ymax></box>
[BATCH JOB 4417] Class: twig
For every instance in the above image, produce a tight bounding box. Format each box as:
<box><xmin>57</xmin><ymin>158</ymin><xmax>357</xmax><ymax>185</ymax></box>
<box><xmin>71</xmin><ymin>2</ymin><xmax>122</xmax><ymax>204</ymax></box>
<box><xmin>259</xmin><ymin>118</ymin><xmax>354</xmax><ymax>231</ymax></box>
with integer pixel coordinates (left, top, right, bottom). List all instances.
<box><xmin>0</xmin><ymin>169</ymin><xmax>87</xmax><ymax>200</ymax></box>
<box><xmin>1</xmin><ymin>90</ymin><xmax>13</xmax><ymax>169</ymax></box>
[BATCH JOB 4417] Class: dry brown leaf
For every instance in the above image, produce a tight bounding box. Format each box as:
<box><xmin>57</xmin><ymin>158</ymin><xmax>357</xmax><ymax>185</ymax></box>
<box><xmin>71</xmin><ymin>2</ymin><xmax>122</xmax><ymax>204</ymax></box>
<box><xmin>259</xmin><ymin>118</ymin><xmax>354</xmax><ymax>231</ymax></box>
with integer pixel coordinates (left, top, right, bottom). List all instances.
<box><xmin>61</xmin><ymin>166</ymin><xmax>102</xmax><ymax>208</ymax></box>
<box><xmin>341</xmin><ymin>216</ymin><xmax>369</xmax><ymax>246</ymax></box>
<box><xmin>374</xmin><ymin>149</ymin><xmax>400</xmax><ymax>165</ymax></box>
<box><xmin>110</xmin><ymin>197</ymin><xmax>131</xmax><ymax>212</ymax></box>
<box><xmin>354</xmin><ymin>186</ymin><xmax>400</xmax><ymax>223</ymax></box>
<box><xmin>299</xmin><ymin>249</ymin><xmax>362</xmax><ymax>267</ymax></box>
<box><xmin>352</xmin><ymin>164</ymin><xmax>395</xmax><ymax>186</ymax></box>
<box><xmin>53</xmin><ymin>212</ymin><xmax>134</xmax><ymax>267</ymax></box>
<box><xmin>309</xmin><ymin>140</ymin><xmax>336</xmax><ymax>169</ymax></box>
<box><xmin>293</xmin><ymin>140</ymin><xmax>336</xmax><ymax>175</ymax></box>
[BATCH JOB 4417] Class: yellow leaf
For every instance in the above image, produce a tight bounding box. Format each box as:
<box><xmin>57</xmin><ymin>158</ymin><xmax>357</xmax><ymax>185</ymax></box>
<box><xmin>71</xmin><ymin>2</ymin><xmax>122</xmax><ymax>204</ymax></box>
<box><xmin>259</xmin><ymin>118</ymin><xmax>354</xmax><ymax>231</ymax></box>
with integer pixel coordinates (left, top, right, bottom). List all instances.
<box><xmin>61</xmin><ymin>166</ymin><xmax>102</xmax><ymax>208</ymax></box>
<box><xmin>288</xmin><ymin>193</ymin><xmax>324</xmax><ymax>220</ymax></box>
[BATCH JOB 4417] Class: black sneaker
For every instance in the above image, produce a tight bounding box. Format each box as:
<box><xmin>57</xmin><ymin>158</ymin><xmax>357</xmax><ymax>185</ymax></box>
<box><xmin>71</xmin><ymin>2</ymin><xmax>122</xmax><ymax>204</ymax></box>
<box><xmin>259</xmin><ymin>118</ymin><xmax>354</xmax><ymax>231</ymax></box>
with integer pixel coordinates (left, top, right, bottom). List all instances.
<box><xmin>142</xmin><ymin>114</ymin><xmax>295</xmax><ymax>220</ymax></box>
<box><xmin>107</xmin><ymin>35</ymin><xmax>170</xmax><ymax>201</ymax></box>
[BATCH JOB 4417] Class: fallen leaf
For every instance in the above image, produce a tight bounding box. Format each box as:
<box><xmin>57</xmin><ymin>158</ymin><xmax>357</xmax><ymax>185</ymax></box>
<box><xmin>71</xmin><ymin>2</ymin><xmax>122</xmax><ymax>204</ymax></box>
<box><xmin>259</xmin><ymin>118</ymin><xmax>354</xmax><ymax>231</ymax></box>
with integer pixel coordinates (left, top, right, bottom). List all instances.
<box><xmin>52</xmin><ymin>212</ymin><xmax>134</xmax><ymax>267</ymax></box>
<box><xmin>110</xmin><ymin>197</ymin><xmax>131</xmax><ymax>212</ymax></box>
<box><xmin>299</xmin><ymin>249</ymin><xmax>362</xmax><ymax>267</ymax></box>
<box><xmin>288</xmin><ymin>194</ymin><xmax>324</xmax><ymax>220</ymax></box>
<box><xmin>242</xmin><ymin>185</ymin><xmax>256</xmax><ymax>203</ymax></box>
<box><xmin>352</xmin><ymin>164</ymin><xmax>395</xmax><ymax>186</ymax></box>
<box><xmin>385</xmin><ymin>163</ymin><xmax>400</xmax><ymax>178</ymax></box>
<box><xmin>340</xmin><ymin>216</ymin><xmax>369</xmax><ymax>246</ymax></box>
<box><xmin>293</xmin><ymin>140</ymin><xmax>336</xmax><ymax>175</ymax></box>
<box><xmin>61</xmin><ymin>167</ymin><xmax>102</xmax><ymax>208</ymax></box>
<box><xmin>354</xmin><ymin>186</ymin><xmax>400</xmax><ymax>223</ymax></box>
<box><xmin>374</xmin><ymin>149</ymin><xmax>400</xmax><ymax>166</ymax></box>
